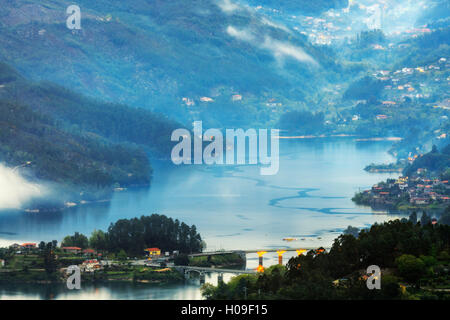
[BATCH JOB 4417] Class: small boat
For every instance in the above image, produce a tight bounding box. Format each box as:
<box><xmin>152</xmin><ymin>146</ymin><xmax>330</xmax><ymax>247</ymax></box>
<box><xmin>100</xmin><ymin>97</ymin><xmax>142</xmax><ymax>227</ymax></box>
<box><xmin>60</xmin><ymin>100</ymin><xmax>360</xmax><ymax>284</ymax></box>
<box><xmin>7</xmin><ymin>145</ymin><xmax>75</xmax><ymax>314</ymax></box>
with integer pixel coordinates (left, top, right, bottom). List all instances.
<box><xmin>282</xmin><ymin>237</ymin><xmax>298</xmax><ymax>242</ymax></box>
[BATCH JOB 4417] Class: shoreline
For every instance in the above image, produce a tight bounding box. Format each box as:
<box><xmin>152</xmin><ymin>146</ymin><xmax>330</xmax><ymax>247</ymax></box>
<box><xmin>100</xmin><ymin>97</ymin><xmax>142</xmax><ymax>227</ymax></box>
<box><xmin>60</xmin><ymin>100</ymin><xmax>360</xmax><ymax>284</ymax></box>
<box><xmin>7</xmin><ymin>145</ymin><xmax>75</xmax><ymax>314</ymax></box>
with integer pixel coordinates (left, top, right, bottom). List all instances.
<box><xmin>21</xmin><ymin>183</ymin><xmax>151</xmax><ymax>214</ymax></box>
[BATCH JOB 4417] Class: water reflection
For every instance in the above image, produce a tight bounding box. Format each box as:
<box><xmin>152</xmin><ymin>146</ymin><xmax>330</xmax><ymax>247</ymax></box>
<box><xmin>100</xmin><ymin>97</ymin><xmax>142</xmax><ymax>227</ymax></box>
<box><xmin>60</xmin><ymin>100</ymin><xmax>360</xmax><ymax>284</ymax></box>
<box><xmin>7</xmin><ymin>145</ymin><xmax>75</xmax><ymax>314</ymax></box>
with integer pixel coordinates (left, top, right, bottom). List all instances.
<box><xmin>0</xmin><ymin>139</ymin><xmax>411</xmax><ymax>299</ymax></box>
<box><xmin>0</xmin><ymin>139</ymin><xmax>406</xmax><ymax>249</ymax></box>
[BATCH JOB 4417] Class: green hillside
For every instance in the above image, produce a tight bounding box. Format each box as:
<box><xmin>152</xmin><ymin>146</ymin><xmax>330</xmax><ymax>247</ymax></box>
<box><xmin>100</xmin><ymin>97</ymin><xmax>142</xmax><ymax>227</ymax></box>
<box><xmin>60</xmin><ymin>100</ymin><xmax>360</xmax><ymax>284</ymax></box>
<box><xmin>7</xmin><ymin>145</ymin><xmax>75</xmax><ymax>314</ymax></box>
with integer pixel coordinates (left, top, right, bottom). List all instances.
<box><xmin>0</xmin><ymin>62</ymin><xmax>181</xmax><ymax>207</ymax></box>
<box><xmin>0</xmin><ymin>0</ymin><xmax>348</xmax><ymax>126</ymax></box>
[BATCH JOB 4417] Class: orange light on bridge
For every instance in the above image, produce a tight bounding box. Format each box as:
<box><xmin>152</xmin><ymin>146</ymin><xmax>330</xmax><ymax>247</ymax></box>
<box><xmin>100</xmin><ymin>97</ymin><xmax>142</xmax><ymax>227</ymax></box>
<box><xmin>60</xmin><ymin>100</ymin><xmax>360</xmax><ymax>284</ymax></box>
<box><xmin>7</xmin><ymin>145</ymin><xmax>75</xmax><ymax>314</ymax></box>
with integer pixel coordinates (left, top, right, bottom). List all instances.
<box><xmin>256</xmin><ymin>251</ymin><xmax>267</xmax><ymax>257</ymax></box>
<box><xmin>256</xmin><ymin>265</ymin><xmax>265</xmax><ymax>273</ymax></box>
<box><xmin>296</xmin><ymin>249</ymin><xmax>307</xmax><ymax>256</ymax></box>
<box><xmin>257</xmin><ymin>251</ymin><xmax>267</xmax><ymax>268</ymax></box>
<box><xmin>316</xmin><ymin>248</ymin><xmax>325</xmax><ymax>255</ymax></box>
<box><xmin>277</xmin><ymin>250</ymin><xmax>287</xmax><ymax>265</ymax></box>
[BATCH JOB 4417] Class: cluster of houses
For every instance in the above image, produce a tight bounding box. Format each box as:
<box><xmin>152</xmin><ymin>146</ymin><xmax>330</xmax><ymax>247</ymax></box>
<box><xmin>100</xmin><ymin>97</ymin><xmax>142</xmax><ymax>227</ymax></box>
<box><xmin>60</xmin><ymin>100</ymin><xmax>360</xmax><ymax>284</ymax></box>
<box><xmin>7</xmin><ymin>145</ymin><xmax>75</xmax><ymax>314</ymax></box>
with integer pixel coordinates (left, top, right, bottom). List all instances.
<box><xmin>348</xmin><ymin>57</ymin><xmax>449</xmax><ymax>125</ymax></box>
<box><xmin>364</xmin><ymin>174</ymin><xmax>450</xmax><ymax>206</ymax></box>
<box><xmin>8</xmin><ymin>243</ymin><xmax>100</xmax><ymax>255</ymax></box>
<box><xmin>181</xmin><ymin>94</ymin><xmax>242</xmax><ymax>106</ymax></box>
<box><xmin>374</xmin><ymin>57</ymin><xmax>449</xmax><ymax>106</ymax></box>
<box><xmin>4</xmin><ymin>243</ymin><xmax>171</xmax><ymax>273</ymax></box>
<box><xmin>275</xmin><ymin>0</ymin><xmax>436</xmax><ymax>47</ymax></box>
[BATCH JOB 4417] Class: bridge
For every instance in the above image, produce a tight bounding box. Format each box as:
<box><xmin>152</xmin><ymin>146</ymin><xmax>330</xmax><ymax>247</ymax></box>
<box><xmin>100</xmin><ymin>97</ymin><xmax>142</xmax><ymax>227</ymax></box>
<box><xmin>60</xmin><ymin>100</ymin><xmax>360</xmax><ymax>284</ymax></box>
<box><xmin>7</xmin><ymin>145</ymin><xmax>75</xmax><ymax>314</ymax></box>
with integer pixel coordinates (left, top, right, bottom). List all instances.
<box><xmin>175</xmin><ymin>265</ymin><xmax>256</xmax><ymax>275</ymax></box>
<box><xmin>187</xmin><ymin>247</ymin><xmax>331</xmax><ymax>275</ymax></box>
<box><xmin>174</xmin><ymin>265</ymin><xmax>256</xmax><ymax>284</ymax></box>
<box><xmin>189</xmin><ymin>247</ymin><xmax>324</xmax><ymax>257</ymax></box>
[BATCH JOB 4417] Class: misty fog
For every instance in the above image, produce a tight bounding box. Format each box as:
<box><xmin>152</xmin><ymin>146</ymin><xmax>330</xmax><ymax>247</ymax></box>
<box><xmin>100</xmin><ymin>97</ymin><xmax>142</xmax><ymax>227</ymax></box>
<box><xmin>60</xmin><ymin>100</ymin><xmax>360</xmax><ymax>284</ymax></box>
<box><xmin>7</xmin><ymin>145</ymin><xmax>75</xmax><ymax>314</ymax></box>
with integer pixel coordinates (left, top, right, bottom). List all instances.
<box><xmin>0</xmin><ymin>163</ymin><xmax>46</xmax><ymax>210</ymax></box>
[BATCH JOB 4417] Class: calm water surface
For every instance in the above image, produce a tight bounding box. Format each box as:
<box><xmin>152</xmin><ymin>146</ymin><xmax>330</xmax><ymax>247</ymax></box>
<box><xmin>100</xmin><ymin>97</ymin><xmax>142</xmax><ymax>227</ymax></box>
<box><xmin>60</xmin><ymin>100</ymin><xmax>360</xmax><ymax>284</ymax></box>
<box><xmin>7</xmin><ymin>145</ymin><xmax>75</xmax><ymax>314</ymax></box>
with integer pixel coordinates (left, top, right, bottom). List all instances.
<box><xmin>0</xmin><ymin>138</ymin><xmax>406</xmax><ymax>299</ymax></box>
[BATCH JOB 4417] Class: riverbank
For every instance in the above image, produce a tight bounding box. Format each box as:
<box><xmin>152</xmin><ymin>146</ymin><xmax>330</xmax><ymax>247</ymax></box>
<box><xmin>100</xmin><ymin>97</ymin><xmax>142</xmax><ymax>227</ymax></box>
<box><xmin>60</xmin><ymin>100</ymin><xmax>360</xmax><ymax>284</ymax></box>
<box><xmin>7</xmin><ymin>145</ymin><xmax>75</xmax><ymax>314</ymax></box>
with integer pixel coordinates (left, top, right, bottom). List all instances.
<box><xmin>352</xmin><ymin>174</ymin><xmax>450</xmax><ymax>211</ymax></box>
<box><xmin>364</xmin><ymin>162</ymin><xmax>405</xmax><ymax>173</ymax></box>
<box><xmin>352</xmin><ymin>191</ymin><xmax>447</xmax><ymax>211</ymax></box>
<box><xmin>22</xmin><ymin>183</ymin><xmax>151</xmax><ymax>214</ymax></box>
<box><xmin>0</xmin><ymin>264</ymin><xmax>185</xmax><ymax>285</ymax></box>
<box><xmin>188</xmin><ymin>253</ymin><xmax>245</xmax><ymax>268</ymax></box>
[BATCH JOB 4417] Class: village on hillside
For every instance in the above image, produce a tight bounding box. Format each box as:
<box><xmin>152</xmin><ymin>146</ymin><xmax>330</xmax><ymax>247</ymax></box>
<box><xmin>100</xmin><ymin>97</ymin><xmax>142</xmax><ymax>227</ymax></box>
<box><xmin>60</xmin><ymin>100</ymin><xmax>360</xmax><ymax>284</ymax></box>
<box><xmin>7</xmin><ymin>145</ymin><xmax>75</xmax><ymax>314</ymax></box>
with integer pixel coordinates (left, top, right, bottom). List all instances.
<box><xmin>354</xmin><ymin>173</ymin><xmax>450</xmax><ymax>210</ymax></box>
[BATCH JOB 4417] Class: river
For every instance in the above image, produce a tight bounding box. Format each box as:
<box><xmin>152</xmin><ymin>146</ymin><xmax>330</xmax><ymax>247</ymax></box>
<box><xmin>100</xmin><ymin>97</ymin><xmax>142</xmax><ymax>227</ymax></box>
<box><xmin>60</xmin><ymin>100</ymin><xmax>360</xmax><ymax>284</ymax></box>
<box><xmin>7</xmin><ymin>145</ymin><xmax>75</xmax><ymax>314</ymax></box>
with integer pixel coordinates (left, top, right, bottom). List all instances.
<box><xmin>0</xmin><ymin>138</ymin><xmax>406</xmax><ymax>299</ymax></box>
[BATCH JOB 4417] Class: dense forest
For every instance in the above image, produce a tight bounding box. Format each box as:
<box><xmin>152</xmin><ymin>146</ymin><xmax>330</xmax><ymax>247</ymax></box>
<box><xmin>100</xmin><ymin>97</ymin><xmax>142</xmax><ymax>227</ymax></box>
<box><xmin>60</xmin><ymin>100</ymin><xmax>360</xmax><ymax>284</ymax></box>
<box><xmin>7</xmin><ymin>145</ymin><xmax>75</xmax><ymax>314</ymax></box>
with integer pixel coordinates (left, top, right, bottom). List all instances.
<box><xmin>0</xmin><ymin>62</ymin><xmax>183</xmax><ymax>204</ymax></box>
<box><xmin>343</xmin><ymin>75</ymin><xmax>384</xmax><ymax>101</ymax></box>
<box><xmin>202</xmin><ymin>216</ymin><xmax>450</xmax><ymax>300</ymax></box>
<box><xmin>403</xmin><ymin>144</ymin><xmax>450</xmax><ymax>177</ymax></box>
<box><xmin>278</xmin><ymin>110</ymin><xmax>325</xmax><ymax>134</ymax></box>
<box><xmin>0</xmin><ymin>63</ymin><xmax>180</xmax><ymax>157</ymax></box>
<box><xmin>0</xmin><ymin>99</ymin><xmax>151</xmax><ymax>188</ymax></box>
<box><xmin>63</xmin><ymin>214</ymin><xmax>204</xmax><ymax>256</ymax></box>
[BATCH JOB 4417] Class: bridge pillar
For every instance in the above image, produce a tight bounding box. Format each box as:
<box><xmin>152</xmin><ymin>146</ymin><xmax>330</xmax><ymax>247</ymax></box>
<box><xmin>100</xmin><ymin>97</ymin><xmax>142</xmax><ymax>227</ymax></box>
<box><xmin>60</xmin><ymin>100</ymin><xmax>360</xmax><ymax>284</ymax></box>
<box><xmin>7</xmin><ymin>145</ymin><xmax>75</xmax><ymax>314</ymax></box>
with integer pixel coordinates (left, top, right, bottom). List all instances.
<box><xmin>276</xmin><ymin>250</ymin><xmax>286</xmax><ymax>265</ymax></box>
<box><xmin>256</xmin><ymin>251</ymin><xmax>267</xmax><ymax>272</ymax></box>
<box><xmin>218</xmin><ymin>273</ymin><xmax>223</xmax><ymax>284</ymax></box>
<box><xmin>235</xmin><ymin>251</ymin><xmax>247</xmax><ymax>265</ymax></box>
<box><xmin>200</xmin><ymin>272</ymin><xmax>205</xmax><ymax>285</ymax></box>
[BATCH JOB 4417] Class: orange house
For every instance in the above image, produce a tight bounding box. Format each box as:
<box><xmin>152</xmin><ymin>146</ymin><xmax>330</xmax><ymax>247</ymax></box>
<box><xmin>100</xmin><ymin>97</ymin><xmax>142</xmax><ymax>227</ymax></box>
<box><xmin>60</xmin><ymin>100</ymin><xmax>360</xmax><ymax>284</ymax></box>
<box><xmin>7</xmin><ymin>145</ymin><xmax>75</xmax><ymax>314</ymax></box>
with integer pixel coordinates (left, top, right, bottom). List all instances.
<box><xmin>21</xmin><ymin>243</ymin><xmax>37</xmax><ymax>249</ymax></box>
<box><xmin>61</xmin><ymin>247</ymin><xmax>82</xmax><ymax>254</ymax></box>
<box><xmin>144</xmin><ymin>248</ymin><xmax>161</xmax><ymax>256</ymax></box>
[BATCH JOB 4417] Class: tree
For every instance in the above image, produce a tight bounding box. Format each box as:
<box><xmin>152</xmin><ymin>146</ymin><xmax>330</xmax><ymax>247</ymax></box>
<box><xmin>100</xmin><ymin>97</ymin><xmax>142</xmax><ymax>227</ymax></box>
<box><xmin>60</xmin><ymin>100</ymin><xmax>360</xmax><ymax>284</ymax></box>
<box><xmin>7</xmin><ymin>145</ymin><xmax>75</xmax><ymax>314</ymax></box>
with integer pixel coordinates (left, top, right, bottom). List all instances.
<box><xmin>395</xmin><ymin>254</ymin><xmax>426</xmax><ymax>286</ymax></box>
<box><xmin>409</xmin><ymin>211</ymin><xmax>417</xmax><ymax>224</ymax></box>
<box><xmin>43</xmin><ymin>242</ymin><xmax>57</xmax><ymax>274</ymax></box>
<box><xmin>421</xmin><ymin>212</ymin><xmax>431</xmax><ymax>226</ymax></box>
<box><xmin>117</xmin><ymin>249</ymin><xmax>127</xmax><ymax>261</ymax></box>
<box><xmin>38</xmin><ymin>241</ymin><xmax>46</xmax><ymax>251</ymax></box>
<box><xmin>89</xmin><ymin>229</ymin><xmax>107</xmax><ymax>251</ymax></box>
<box><xmin>174</xmin><ymin>254</ymin><xmax>189</xmax><ymax>266</ymax></box>
<box><xmin>61</xmin><ymin>232</ymin><xmax>89</xmax><ymax>249</ymax></box>
<box><xmin>380</xmin><ymin>275</ymin><xmax>401</xmax><ymax>299</ymax></box>
<box><xmin>439</xmin><ymin>206</ymin><xmax>450</xmax><ymax>225</ymax></box>
<box><xmin>343</xmin><ymin>225</ymin><xmax>360</xmax><ymax>238</ymax></box>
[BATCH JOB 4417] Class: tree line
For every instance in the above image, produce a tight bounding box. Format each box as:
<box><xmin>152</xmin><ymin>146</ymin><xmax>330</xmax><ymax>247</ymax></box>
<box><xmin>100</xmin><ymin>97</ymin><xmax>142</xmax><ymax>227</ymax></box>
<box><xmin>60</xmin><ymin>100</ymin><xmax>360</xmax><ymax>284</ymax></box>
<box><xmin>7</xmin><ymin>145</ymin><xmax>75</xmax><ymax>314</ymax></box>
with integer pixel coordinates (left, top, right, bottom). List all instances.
<box><xmin>202</xmin><ymin>215</ymin><xmax>450</xmax><ymax>300</ymax></box>
<box><xmin>62</xmin><ymin>214</ymin><xmax>204</xmax><ymax>256</ymax></box>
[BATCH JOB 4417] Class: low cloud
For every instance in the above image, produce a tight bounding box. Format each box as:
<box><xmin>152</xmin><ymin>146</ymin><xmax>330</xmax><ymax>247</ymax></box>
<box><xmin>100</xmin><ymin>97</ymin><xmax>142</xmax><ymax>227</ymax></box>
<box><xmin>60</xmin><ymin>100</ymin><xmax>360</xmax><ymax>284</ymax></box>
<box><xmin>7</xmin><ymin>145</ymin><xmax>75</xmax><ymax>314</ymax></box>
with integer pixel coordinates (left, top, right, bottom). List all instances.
<box><xmin>226</xmin><ymin>25</ymin><xmax>255</xmax><ymax>41</ymax></box>
<box><xmin>226</xmin><ymin>25</ymin><xmax>318</xmax><ymax>66</ymax></box>
<box><xmin>0</xmin><ymin>163</ymin><xmax>47</xmax><ymax>210</ymax></box>
<box><xmin>261</xmin><ymin>37</ymin><xmax>318</xmax><ymax>66</ymax></box>
<box><xmin>260</xmin><ymin>17</ymin><xmax>291</xmax><ymax>34</ymax></box>
<box><xmin>217</xmin><ymin>0</ymin><xmax>240</xmax><ymax>14</ymax></box>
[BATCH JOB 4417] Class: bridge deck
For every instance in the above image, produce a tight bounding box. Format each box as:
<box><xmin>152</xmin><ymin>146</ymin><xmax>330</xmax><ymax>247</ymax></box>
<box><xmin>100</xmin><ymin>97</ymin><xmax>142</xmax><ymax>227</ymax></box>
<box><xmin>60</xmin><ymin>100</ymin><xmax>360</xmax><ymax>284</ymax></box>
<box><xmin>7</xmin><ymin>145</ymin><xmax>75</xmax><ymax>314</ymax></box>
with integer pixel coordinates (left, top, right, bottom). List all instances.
<box><xmin>188</xmin><ymin>247</ymin><xmax>329</xmax><ymax>257</ymax></box>
<box><xmin>175</xmin><ymin>265</ymin><xmax>256</xmax><ymax>274</ymax></box>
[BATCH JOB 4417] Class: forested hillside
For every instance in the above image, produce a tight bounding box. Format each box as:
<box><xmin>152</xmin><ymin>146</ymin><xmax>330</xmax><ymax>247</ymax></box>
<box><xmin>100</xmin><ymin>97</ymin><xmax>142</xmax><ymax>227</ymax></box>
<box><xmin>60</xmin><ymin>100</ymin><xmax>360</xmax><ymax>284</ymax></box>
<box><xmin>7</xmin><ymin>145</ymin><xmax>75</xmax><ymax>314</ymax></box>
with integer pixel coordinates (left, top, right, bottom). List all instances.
<box><xmin>0</xmin><ymin>0</ymin><xmax>349</xmax><ymax>126</ymax></box>
<box><xmin>0</xmin><ymin>62</ymin><xmax>181</xmax><ymax>206</ymax></box>
<box><xmin>404</xmin><ymin>144</ymin><xmax>450</xmax><ymax>177</ymax></box>
<box><xmin>0</xmin><ymin>64</ymin><xmax>180</xmax><ymax>156</ymax></box>
<box><xmin>203</xmin><ymin>218</ymin><xmax>450</xmax><ymax>300</ymax></box>
<box><xmin>0</xmin><ymin>99</ymin><xmax>150</xmax><ymax>187</ymax></box>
